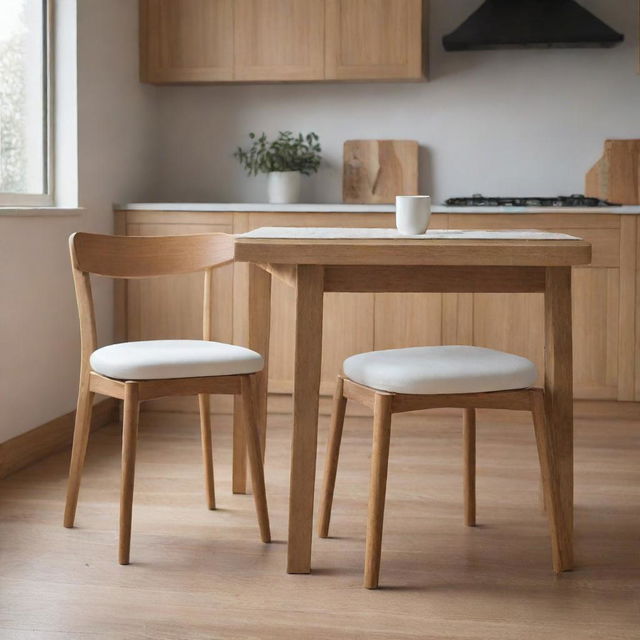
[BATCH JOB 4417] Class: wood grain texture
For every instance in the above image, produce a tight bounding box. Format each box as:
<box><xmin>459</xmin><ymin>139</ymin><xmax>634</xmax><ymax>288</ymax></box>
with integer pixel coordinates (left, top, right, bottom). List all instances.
<box><xmin>240</xmin><ymin>376</ymin><xmax>271</xmax><ymax>543</ymax></box>
<box><xmin>234</xmin><ymin>0</ymin><xmax>325</xmax><ymax>81</ymax></box>
<box><xmin>572</xmin><ymin>268</ymin><xmax>620</xmax><ymax>399</ymax></box>
<box><xmin>343</xmin><ymin>140</ymin><xmax>418</xmax><ymax>203</ymax></box>
<box><xmin>342</xmin><ymin>379</ymin><xmax>535</xmax><ymax>413</ymax></box>
<box><xmin>113</xmin><ymin>211</ymin><xmax>128</xmax><ymax>344</ymax></box>
<box><xmin>198</xmin><ymin>393</ymin><xmax>216</xmax><ymax>510</ymax></box>
<box><xmin>618</xmin><ymin>217</ymin><xmax>638</xmax><ymax>400</ymax></box>
<box><xmin>247</xmin><ymin>266</ymin><xmax>272</xmax><ymax>458</ymax></box>
<box><xmin>637</xmin><ymin>219</ymin><xmax>640</xmax><ymax>401</ymax></box>
<box><xmin>585</xmin><ymin>139</ymin><xmax>640</xmax><ymax>205</ymax></box>
<box><xmin>141</xmin><ymin>0</ymin><xmax>234</xmax><ymax>83</ymax></box>
<box><xmin>119</xmin><ymin>382</ymin><xmax>140</xmax><ymax>565</ymax></box>
<box><xmin>288</xmin><ymin>265</ymin><xmax>325</xmax><ymax>573</ymax></box>
<box><xmin>63</xmin><ymin>379</ymin><xmax>95</xmax><ymax>528</ymax></box>
<box><xmin>530</xmin><ymin>389</ymin><xmax>569</xmax><ymax>574</ymax></box>
<box><xmin>325</xmin><ymin>0</ymin><xmax>426</xmax><ymax>80</ymax></box>
<box><xmin>463</xmin><ymin>408</ymin><xmax>476</xmax><ymax>527</ymax></box>
<box><xmin>364</xmin><ymin>392</ymin><xmax>393</xmax><ymax>589</ymax></box>
<box><xmin>71</xmin><ymin>232</ymin><xmax>234</xmax><ymax>278</ymax></box>
<box><xmin>234</xmin><ymin>237</ymin><xmax>592</xmax><ymax>267</ymax></box>
<box><xmin>318</xmin><ymin>376</ymin><xmax>348</xmax><ymax>538</ymax></box>
<box><xmin>0</xmin><ymin>398</ymin><xmax>117</xmax><ymax>479</ymax></box>
<box><xmin>544</xmin><ymin>267</ymin><xmax>574</xmax><ymax>571</ymax></box>
<box><xmin>324</xmin><ymin>265</ymin><xmax>546</xmax><ymax>293</ymax></box>
<box><xmin>141</xmin><ymin>0</ymin><xmax>426</xmax><ymax>84</ymax></box>
<box><xmin>2</xmin><ymin>409</ymin><xmax>638</xmax><ymax>638</ymax></box>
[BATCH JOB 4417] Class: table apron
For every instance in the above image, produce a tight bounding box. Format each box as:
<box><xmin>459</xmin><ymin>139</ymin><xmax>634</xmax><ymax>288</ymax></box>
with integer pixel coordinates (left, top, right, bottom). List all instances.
<box><xmin>320</xmin><ymin>265</ymin><xmax>547</xmax><ymax>293</ymax></box>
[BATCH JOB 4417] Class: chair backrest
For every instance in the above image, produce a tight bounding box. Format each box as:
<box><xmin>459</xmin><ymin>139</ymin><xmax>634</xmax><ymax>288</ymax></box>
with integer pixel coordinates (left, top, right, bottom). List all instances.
<box><xmin>69</xmin><ymin>232</ymin><xmax>234</xmax><ymax>365</ymax></box>
<box><xmin>70</xmin><ymin>232</ymin><xmax>234</xmax><ymax>278</ymax></box>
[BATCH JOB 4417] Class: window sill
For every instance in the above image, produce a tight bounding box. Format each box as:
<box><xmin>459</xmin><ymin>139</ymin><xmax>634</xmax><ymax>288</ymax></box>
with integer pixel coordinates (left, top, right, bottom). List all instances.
<box><xmin>0</xmin><ymin>207</ymin><xmax>83</xmax><ymax>218</ymax></box>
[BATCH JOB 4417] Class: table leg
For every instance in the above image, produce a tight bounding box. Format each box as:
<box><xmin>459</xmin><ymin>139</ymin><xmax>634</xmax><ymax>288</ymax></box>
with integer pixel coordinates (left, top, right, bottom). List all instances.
<box><xmin>288</xmin><ymin>265</ymin><xmax>325</xmax><ymax>574</ymax></box>
<box><xmin>234</xmin><ymin>264</ymin><xmax>271</xmax><ymax>494</ymax></box>
<box><xmin>544</xmin><ymin>267</ymin><xmax>574</xmax><ymax>571</ymax></box>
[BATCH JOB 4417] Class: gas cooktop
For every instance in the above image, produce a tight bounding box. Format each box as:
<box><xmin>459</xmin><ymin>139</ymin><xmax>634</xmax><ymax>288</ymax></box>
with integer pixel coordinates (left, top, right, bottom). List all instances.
<box><xmin>445</xmin><ymin>194</ymin><xmax>620</xmax><ymax>207</ymax></box>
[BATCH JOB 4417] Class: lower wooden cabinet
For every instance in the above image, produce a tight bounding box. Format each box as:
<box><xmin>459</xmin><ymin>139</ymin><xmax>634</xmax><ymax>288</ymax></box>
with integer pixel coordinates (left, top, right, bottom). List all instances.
<box><xmin>115</xmin><ymin>209</ymin><xmax>639</xmax><ymax>405</ymax></box>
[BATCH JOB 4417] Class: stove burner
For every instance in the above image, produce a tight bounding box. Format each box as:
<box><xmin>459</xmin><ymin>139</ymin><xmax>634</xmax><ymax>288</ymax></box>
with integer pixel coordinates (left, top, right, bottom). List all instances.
<box><xmin>445</xmin><ymin>194</ymin><xmax>620</xmax><ymax>207</ymax></box>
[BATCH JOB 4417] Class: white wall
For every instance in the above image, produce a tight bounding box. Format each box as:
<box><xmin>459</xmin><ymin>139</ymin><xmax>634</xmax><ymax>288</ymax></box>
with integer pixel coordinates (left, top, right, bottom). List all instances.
<box><xmin>154</xmin><ymin>0</ymin><xmax>640</xmax><ymax>204</ymax></box>
<box><xmin>0</xmin><ymin>0</ymin><xmax>158</xmax><ymax>442</ymax></box>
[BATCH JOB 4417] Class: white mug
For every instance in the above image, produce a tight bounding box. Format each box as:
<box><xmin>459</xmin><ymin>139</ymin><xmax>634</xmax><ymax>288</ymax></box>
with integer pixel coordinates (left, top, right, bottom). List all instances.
<box><xmin>395</xmin><ymin>195</ymin><xmax>432</xmax><ymax>235</ymax></box>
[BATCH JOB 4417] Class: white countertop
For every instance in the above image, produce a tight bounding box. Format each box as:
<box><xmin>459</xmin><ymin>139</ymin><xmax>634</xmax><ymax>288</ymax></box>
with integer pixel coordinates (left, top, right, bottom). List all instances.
<box><xmin>116</xmin><ymin>202</ymin><xmax>640</xmax><ymax>215</ymax></box>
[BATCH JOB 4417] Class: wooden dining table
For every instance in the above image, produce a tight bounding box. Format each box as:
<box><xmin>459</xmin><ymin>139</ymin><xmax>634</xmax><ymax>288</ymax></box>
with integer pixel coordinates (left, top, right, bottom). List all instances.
<box><xmin>233</xmin><ymin>227</ymin><xmax>592</xmax><ymax>574</ymax></box>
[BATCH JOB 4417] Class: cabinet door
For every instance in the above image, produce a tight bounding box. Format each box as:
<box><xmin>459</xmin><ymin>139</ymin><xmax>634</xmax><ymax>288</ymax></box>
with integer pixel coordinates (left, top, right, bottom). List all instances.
<box><xmin>471</xmin><ymin>269</ymin><xmax>622</xmax><ymax>401</ymax></box>
<box><xmin>325</xmin><ymin>0</ymin><xmax>425</xmax><ymax>80</ymax></box>
<box><xmin>572</xmin><ymin>268</ymin><xmax>620</xmax><ymax>400</ymax></box>
<box><xmin>234</xmin><ymin>0</ymin><xmax>325</xmax><ymax>81</ymax></box>
<box><xmin>472</xmin><ymin>292</ymin><xmax>546</xmax><ymax>388</ymax></box>
<box><xmin>141</xmin><ymin>0</ymin><xmax>234</xmax><ymax>83</ymax></box>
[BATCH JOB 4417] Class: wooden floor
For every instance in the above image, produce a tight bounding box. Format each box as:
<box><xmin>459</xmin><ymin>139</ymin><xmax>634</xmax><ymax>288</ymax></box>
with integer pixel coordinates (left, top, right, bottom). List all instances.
<box><xmin>1</xmin><ymin>405</ymin><xmax>638</xmax><ymax>639</ymax></box>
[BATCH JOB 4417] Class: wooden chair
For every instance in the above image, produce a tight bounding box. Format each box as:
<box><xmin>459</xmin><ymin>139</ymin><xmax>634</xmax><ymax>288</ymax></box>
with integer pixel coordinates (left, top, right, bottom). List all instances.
<box><xmin>317</xmin><ymin>345</ymin><xmax>570</xmax><ymax>589</ymax></box>
<box><xmin>65</xmin><ymin>232</ymin><xmax>270</xmax><ymax>564</ymax></box>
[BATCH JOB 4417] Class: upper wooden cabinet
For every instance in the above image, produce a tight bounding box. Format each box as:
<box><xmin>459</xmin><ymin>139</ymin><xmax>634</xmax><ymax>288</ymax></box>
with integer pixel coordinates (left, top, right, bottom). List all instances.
<box><xmin>141</xmin><ymin>0</ymin><xmax>234</xmax><ymax>83</ymax></box>
<box><xmin>325</xmin><ymin>0</ymin><xmax>425</xmax><ymax>80</ymax></box>
<box><xmin>140</xmin><ymin>0</ymin><xmax>427</xmax><ymax>83</ymax></box>
<box><xmin>234</xmin><ymin>0</ymin><xmax>325</xmax><ymax>81</ymax></box>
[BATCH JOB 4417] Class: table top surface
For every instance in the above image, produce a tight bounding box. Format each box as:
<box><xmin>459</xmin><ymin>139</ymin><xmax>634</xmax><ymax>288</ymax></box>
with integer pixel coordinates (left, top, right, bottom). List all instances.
<box><xmin>234</xmin><ymin>227</ymin><xmax>592</xmax><ymax>267</ymax></box>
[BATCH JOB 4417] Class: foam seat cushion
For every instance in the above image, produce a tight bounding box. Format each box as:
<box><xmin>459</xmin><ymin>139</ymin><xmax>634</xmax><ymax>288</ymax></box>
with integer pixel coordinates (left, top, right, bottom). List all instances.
<box><xmin>343</xmin><ymin>346</ymin><xmax>537</xmax><ymax>395</ymax></box>
<box><xmin>90</xmin><ymin>340</ymin><xmax>263</xmax><ymax>381</ymax></box>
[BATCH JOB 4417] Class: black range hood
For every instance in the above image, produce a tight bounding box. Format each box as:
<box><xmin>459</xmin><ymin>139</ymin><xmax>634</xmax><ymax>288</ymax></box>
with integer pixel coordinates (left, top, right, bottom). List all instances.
<box><xmin>443</xmin><ymin>0</ymin><xmax>624</xmax><ymax>51</ymax></box>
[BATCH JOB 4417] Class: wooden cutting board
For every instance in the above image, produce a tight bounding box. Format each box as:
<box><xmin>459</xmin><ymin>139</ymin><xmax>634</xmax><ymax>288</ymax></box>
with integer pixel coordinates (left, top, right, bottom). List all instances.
<box><xmin>585</xmin><ymin>139</ymin><xmax>640</xmax><ymax>204</ymax></box>
<box><xmin>343</xmin><ymin>140</ymin><xmax>419</xmax><ymax>203</ymax></box>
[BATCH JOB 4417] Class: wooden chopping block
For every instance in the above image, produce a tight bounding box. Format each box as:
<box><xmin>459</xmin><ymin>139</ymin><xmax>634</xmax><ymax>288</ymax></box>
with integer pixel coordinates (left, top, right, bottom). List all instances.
<box><xmin>343</xmin><ymin>140</ymin><xmax>419</xmax><ymax>203</ymax></box>
<box><xmin>585</xmin><ymin>139</ymin><xmax>640</xmax><ymax>205</ymax></box>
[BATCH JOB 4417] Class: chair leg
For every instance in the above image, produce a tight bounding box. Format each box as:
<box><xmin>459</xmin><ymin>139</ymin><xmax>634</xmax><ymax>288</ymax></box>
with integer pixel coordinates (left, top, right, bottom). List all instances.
<box><xmin>63</xmin><ymin>374</ymin><xmax>95</xmax><ymax>528</ymax></box>
<box><xmin>530</xmin><ymin>389</ymin><xmax>572</xmax><ymax>573</ymax></box>
<box><xmin>463</xmin><ymin>408</ymin><xmax>476</xmax><ymax>527</ymax></box>
<box><xmin>538</xmin><ymin>476</ymin><xmax>548</xmax><ymax>513</ymax></box>
<box><xmin>364</xmin><ymin>393</ymin><xmax>393</xmax><ymax>589</ymax></box>
<box><xmin>232</xmin><ymin>395</ymin><xmax>247</xmax><ymax>494</ymax></box>
<box><xmin>240</xmin><ymin>376</ymin><xmax>271</xmax><ymax>543</ymax></box>
<box><xmin>198</xmin><ymin>394</ymin><xmax>216</xmax><ymax>510</ymax></box>
<box><xmin>318</xmin><ymin>376</ymin><xmax>348</xmax><ymax>538</ymax></box>
<box><xmin>119</xmin><ymin>382</ymin><xmax>140</xmax><ymax>565</ymax></box>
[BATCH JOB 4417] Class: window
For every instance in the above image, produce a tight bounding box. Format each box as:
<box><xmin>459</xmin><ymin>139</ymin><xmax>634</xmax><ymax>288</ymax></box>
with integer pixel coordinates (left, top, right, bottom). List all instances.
<box><xmin>0</xmin><ymin>0</ymin><xmax>52</xmax><ymax>206</ymax></box>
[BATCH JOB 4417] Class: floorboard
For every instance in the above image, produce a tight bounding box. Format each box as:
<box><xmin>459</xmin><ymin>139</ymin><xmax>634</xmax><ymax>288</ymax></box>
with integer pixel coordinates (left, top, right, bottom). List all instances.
<box><xmin>1</xmin><ymin>408</ymin><xmax>638</xmax><ymax>639</ymax></box>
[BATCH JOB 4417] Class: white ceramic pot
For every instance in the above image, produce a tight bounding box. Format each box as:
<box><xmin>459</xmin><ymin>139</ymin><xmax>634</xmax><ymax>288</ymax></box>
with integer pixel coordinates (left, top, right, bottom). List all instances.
<box><xmin>267</xmin><ymin>171</ymin><xmax>301</xmax><ymax>204</ymax></box>
<box><xmin>395</xmin><ymin>195</ymin><xmax>432</xmax><ymax>235</ymax></box>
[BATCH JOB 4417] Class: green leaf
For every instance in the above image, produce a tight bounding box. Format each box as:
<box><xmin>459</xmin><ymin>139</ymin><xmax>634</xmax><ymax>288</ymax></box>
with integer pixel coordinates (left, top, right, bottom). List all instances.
<box><xmin>232</xmin><ymin>130</ymin><xmax>323</xmax><ymax>176</ymax></box>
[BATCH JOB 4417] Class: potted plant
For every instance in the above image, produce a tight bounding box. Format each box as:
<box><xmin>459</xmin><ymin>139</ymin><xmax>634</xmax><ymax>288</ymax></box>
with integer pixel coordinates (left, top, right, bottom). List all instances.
<box><xmin>234</xmin><ymin>131</ymin><xmax>322</xmax><ymax>204</ymax></box>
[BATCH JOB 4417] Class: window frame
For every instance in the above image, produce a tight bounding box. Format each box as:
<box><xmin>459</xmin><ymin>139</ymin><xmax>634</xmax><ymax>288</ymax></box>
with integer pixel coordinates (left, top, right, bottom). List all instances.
<box><xmin>0</xmin><ymin>0</ymin><xmax>54</xmax><ymax>207</ymax></box>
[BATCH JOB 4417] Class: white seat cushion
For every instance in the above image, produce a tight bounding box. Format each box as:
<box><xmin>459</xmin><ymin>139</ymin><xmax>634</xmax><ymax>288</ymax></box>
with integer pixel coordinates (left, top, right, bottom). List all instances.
<box><xmin>90</xmin><ymin>340</ymin><xmax>263</xmax><ymax>381</ymax></box>
<box><xmin>343</xmin><ymin>346</ymin><xmax>537</xmax><ymax>395</ymax></box>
